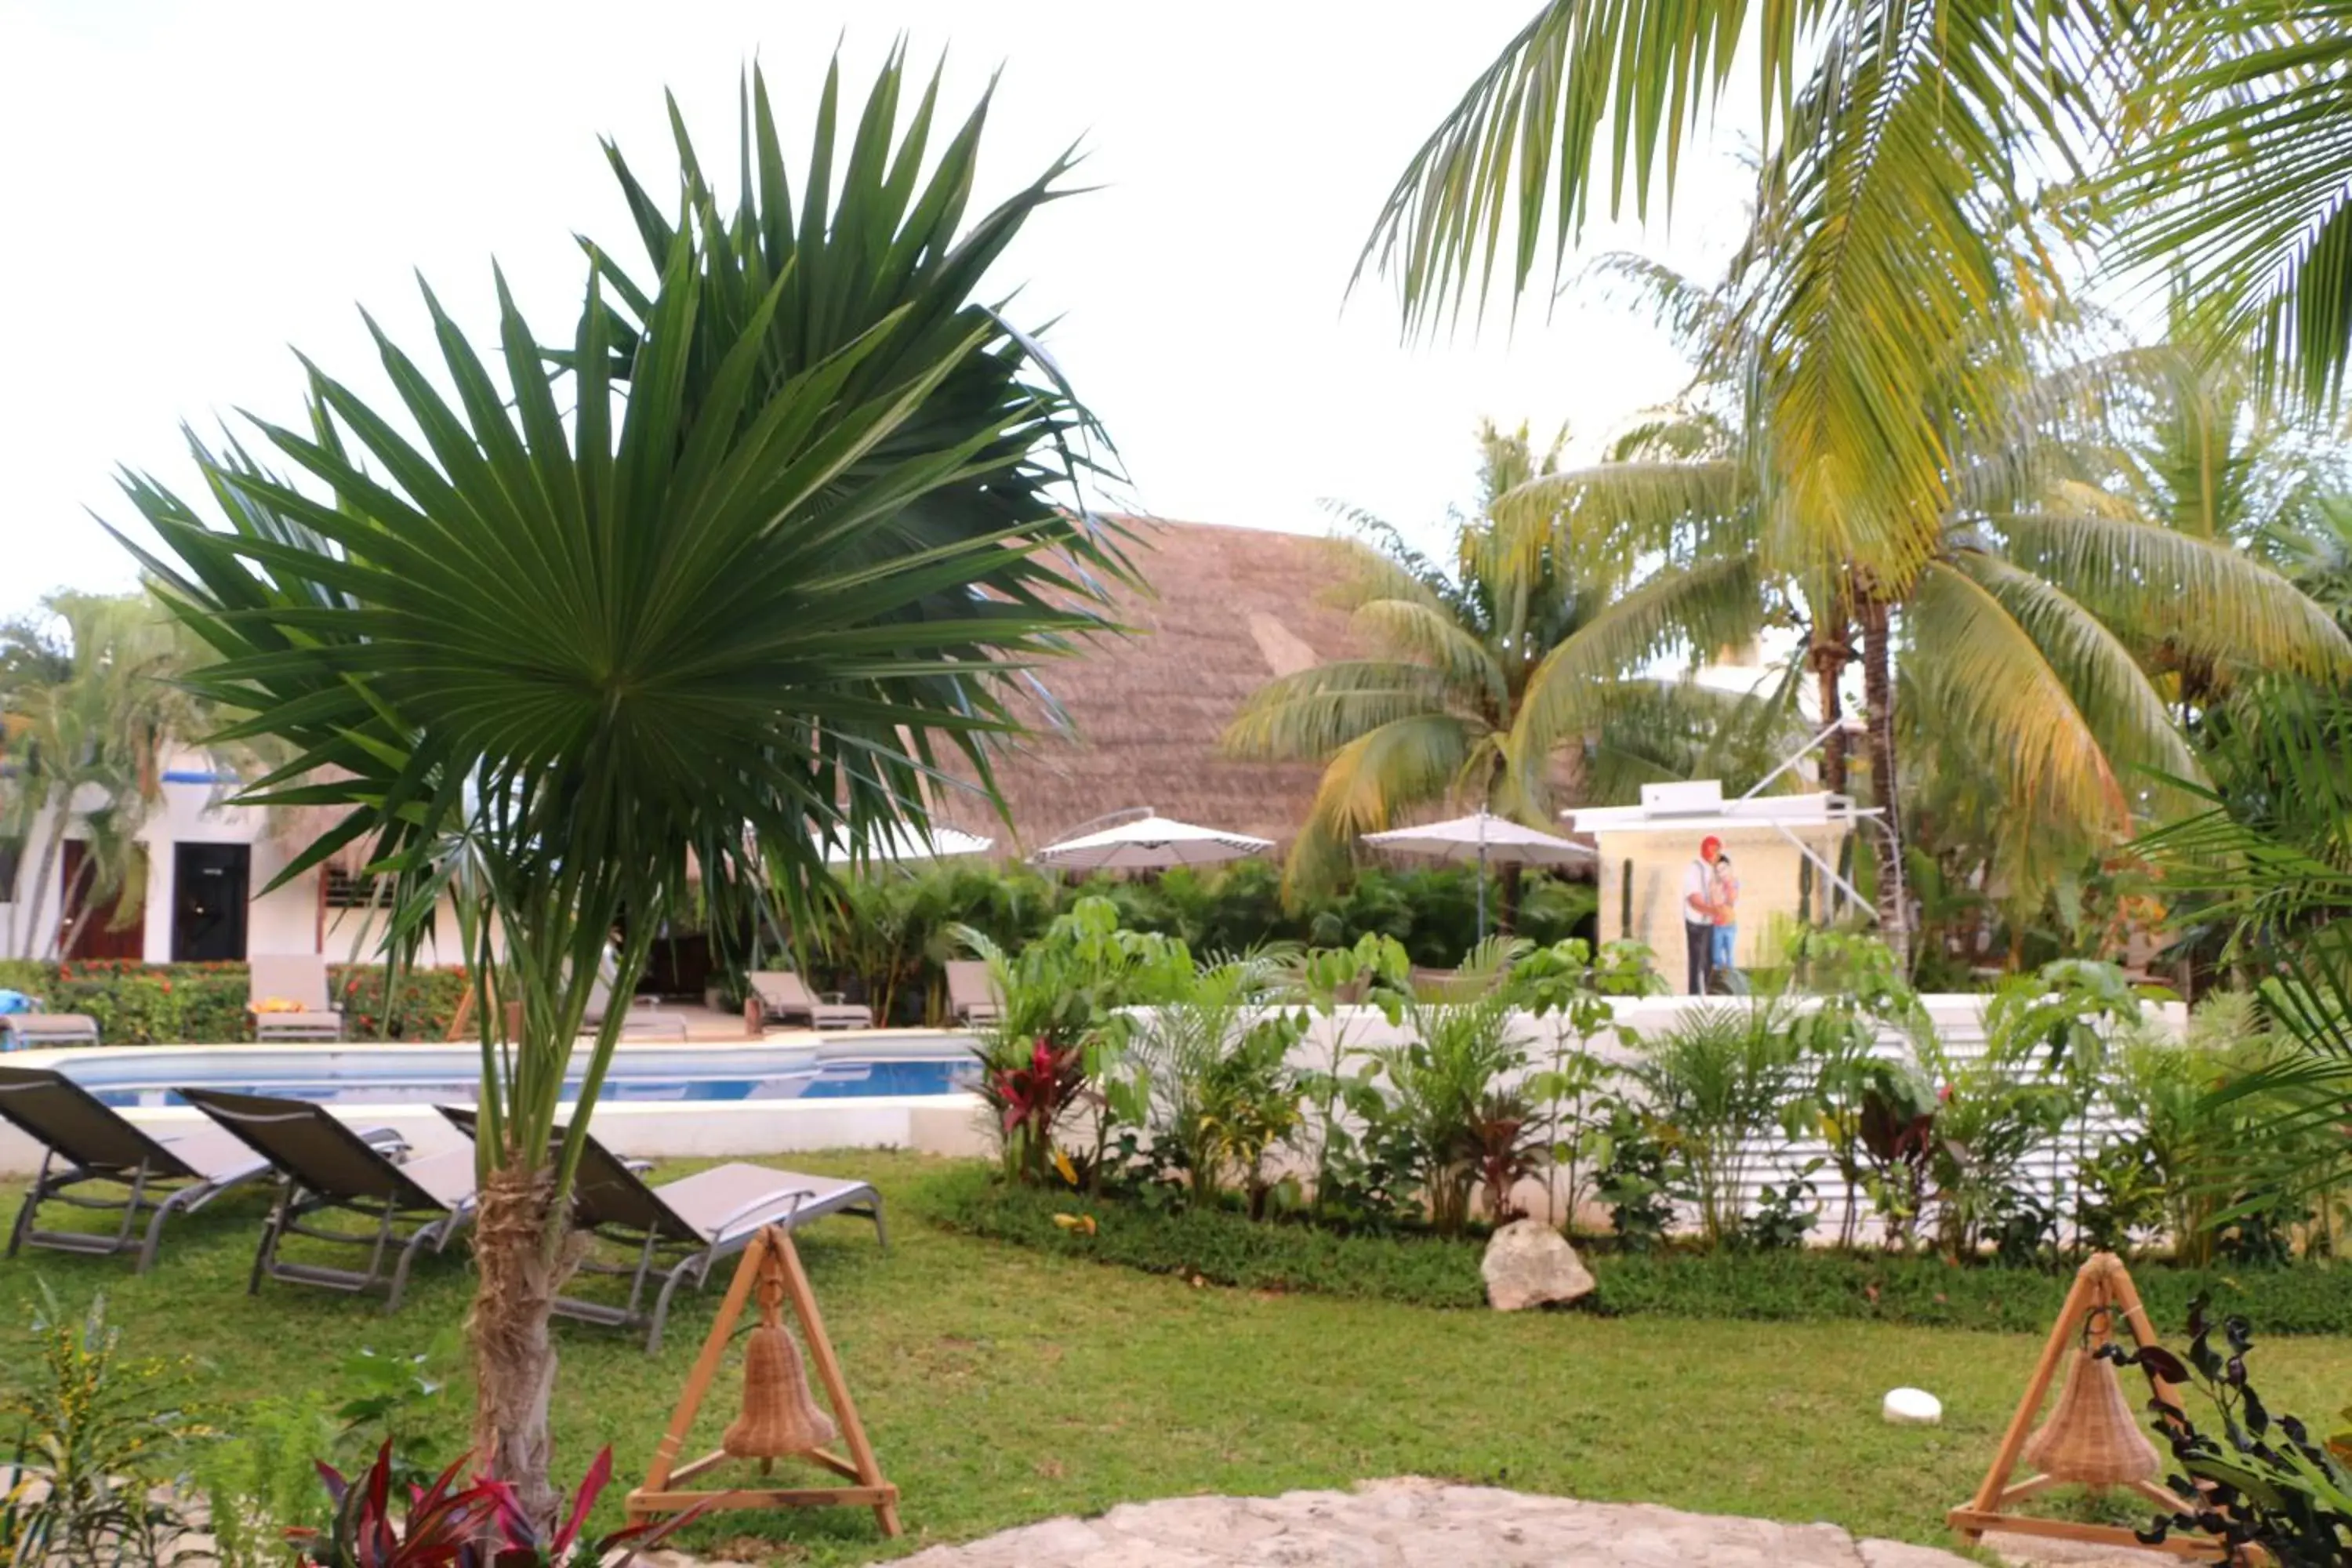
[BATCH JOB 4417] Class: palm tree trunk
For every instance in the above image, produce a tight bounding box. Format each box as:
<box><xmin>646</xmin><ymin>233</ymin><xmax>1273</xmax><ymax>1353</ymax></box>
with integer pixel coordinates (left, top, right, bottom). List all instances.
<box><xmin>1856</xmin><ymin>595</ymin><xmax>1909</xmax><ymax>972</ymax></box>
<box><xmin>1497</xmin><ymin>861</ymin><xmax>1523</xmax><ymax>935</ymax></box>
<box><xmin>19</xmin><ymin>814</ymin><xmax>68</xmax><ymax>961</ymax></box>
<box><xmin>467</xmin><ymin>1158</ymin><xmax>583</xmax><ymax>1529</ymax></box>
<box><xmin>53</xmin><ymin>851</ymin><xmax>99</xmax><ymax>964</ymax></box>
<box><xmin>1808</xmin><ymin>618</ymin><xmax>1853</xmax><ymax>797</ymax></box>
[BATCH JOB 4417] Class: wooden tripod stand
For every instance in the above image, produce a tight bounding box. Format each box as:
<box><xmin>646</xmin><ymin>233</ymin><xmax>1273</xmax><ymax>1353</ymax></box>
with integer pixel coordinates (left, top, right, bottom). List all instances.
<box><xmin>625</xmin><ymin>1224</ymin><xmax>901</xmax><ymax>1537</ymax></box>
<box><xmin>1948</xmin><ymin>1252</ymin><xmax>2219</xmax><ymax>1559</ymax></box>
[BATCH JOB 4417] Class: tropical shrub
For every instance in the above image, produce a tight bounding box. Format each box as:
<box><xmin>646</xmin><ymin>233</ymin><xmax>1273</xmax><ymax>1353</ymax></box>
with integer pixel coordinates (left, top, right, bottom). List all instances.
<box><xmin>1922</xmin><ymin>1031</ymin><xmax>2072</xmax><ymax>1261</ymax></box>
<box><xmin>1283</xmin><ymin>933</ymin><xmax>1414</xmax><ymax>1228</ymax></box>
<box><xmin>1782</xmin><ymin>930</ymin><xmax>1929</xmax><ymax>1247</ymax></box>
<box><xmin>2108</xmin><ymin>1299</ymin><xmax>2352</xmax><ymax>1566</ymax></box>
<box><xmin>957</xmin><ymin>897</ymin><xmax>1191</xmax><ymax>1183</ymax></box>
<box><xmin>0</xmin><ymin>1289</ymin><xmax>199</xmax><ymax>1566</ymax></box>
<box><xmin>1370</xmin><ymin>941</ymin><xmax>1532</xmax><ymax>1236</ymax></box>
<box><xmin>1112</xmin><ymin>953</ymin><xmax>1308</xmax><ymax>1214</ymax></box>
<box><xmin>1987</xmin><ymin>959</ymin><xmax>2161</xmax><ymax>1250</ymax></box>
<box><xmin>1622</xmin><ymin>999</ymin><xmax>1809</xmax><ymax>1248</ymax></box>
<box><xmin>197</xmin><ymin>1392</ymin><xmax>341</xmax><ymax>1568</ymax></box>
<box><xmin>1519</xmin><ymin>937</ymin><xmax>1661</xmax><ymax>1232</ymax></box>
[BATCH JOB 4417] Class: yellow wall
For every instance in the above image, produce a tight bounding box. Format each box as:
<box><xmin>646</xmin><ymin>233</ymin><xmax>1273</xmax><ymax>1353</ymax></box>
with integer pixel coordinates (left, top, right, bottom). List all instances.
<box><xmin>1593</xmin><ymin>824</ymin><xmax>1853</xmax><ymax>993</ymax></box>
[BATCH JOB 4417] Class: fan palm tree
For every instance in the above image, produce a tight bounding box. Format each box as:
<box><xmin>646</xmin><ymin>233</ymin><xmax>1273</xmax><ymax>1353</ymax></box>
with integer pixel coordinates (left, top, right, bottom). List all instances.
<box><xmin>1221</xmin><ymin>420</ymin><xmax>1759</xmax><ymax>921</ymax></box>
<box><xmin>112</xmin><ymin>55</ymin><xmax>1134</xmax><ymax>1519</ymax></box>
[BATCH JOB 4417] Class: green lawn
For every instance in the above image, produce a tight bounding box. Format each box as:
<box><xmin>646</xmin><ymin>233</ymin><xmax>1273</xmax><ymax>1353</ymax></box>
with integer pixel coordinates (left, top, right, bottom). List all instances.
<box><xmin>4</xmin><ymin>1152</ymin><xmax>2349</xmax><ymax>1565</ymax></box>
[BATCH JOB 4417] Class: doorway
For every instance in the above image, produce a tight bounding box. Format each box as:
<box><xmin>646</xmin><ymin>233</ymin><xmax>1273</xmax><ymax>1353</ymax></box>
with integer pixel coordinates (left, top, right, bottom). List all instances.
<box><xmin>172</xmin><ymin>843</ymin><xmax>250</xmax><ymax>963</ymax></box>
<box><xmin>60</xmin><ymin>840</ymin><xmax>149</xmax><ymax>961</ymax></box>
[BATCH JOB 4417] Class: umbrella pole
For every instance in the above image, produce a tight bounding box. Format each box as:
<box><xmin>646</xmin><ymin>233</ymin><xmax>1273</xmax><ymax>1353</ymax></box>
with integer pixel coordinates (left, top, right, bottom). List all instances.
<box><xmin>1475</xmin><ymin>814</ymin><xmax>1489</xmax><ymax>942</ymax></box>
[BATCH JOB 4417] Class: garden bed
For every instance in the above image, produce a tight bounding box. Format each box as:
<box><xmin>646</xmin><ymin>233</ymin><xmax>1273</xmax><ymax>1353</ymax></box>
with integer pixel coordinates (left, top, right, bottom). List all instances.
<box><xmin>920</xmin><ymin>1164</ymin><xmax>2352</xmax><ymax>1334</ymax></box>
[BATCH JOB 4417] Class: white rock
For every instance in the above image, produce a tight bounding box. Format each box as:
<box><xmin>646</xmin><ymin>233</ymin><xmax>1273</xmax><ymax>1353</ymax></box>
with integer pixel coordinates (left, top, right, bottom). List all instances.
<box><xmin>1882</xmin><ymin>1386</ymin><xmax>1944</xmax><ymax>1425</ymax></box>
<box><xmin>1480</xmin><ymin>1219</ymin><xmax>1598</xmax><ymax>1311</ymax></box>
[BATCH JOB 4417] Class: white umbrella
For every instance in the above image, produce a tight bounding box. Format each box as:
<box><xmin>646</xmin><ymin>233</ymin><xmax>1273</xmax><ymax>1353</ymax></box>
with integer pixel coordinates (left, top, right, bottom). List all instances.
<box><xmin>823</xmin><ymin>822</ymin><xmax>994</xmax><ymax>867</ymax></box>
<box><xmin>1033</xmin><ymin>811</ymin><xmax>1272</xmax><ymax>871</ymax></box>
<box><xmin>1362</xmin><ymin>809</ymin><xmax>1593</xmax><ymax>937</ymax></box>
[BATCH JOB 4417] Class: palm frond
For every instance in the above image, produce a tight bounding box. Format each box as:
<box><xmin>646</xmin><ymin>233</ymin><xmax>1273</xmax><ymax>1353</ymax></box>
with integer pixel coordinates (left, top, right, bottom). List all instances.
<box><xmin>1221</xmin><ymin>662</ymin><xmax>1464</xmax><ymax>763</ymax></box>
<box><xmin>1909</xmin><ymin>554</ymin><xmax>2196</xmax><ymax>839</ymax></box>
<box><xmin>1998</xmin><ymin>505</ymin><xmax>2352</xmax><ymax>678</ymax></box>
<box><xmin>1508</xmin><ymin>554</ymin><xmax>1767</xmax><ymax>768</ymax></box>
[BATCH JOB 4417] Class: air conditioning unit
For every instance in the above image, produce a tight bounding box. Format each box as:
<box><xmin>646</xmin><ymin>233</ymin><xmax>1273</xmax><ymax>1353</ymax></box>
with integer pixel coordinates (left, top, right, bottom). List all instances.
<box><xmin>1640</xmin><ymin>780</ymin><xmax>1726</xmax><ymax>817</ymax></box>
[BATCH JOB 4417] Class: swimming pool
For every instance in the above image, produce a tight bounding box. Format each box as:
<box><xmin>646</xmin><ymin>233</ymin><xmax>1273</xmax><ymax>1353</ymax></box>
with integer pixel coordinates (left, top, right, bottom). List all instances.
<box><xmin>0</xmin><ymin>1035</ymin><xmax>997</xmax><ymax>1174</ymax></box>
<box><xmin>43</xmin><ymin>1038</ymin><xmax>982</xmax><ymax>1110</ymax></box>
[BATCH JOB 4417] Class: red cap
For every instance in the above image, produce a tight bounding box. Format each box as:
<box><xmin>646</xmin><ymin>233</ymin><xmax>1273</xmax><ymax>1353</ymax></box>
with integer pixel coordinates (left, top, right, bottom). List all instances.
<box><xmin>1700</xmin><ymin>835</ymin><xmax>1723</xmax><ymax>857</ymax></box>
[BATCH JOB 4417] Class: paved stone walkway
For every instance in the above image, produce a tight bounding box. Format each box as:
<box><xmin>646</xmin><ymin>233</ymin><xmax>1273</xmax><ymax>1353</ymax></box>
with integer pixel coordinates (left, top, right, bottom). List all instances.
<box><xmin>817</xmin><ymin>1479</ymin><xmax>1984</xmax><ymax>1567</ymax></box>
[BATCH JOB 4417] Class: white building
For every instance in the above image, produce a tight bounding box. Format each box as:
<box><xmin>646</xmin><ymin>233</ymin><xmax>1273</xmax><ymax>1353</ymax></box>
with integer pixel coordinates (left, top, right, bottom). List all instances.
<box><xmin>1</xmin><ymin>750</ymin><xmax>438</xmax><ymax>965</ymax></box>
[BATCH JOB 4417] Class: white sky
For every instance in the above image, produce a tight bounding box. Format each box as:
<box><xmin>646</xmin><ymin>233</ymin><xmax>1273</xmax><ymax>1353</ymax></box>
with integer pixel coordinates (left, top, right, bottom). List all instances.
<box><xmin>0</xmin><ymin>0</ymin><xmax>1759</xmax><ymax>619</ymax></box>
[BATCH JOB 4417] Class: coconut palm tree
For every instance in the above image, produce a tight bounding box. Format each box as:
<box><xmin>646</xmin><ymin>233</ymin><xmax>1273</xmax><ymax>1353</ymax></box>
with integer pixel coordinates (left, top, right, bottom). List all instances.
<box><xmin>1221</xmin><ymin>420</ymin><xmax>1762</xmax><ymax>920</ymax></box>
<box><xmin>0</xmin><ymin>593</ymin><xmax>215</xmax><ymax>959</ymax></box>
<box><xmin>1494</xmin><ymin>262</ymin><xmax>2352</xmax><ymax>964</ymax></box>
<box><xmin>1359</xmin><ymin>1</ymin><xmax>2352</xmax><ymax>413</ymax></box>
<box><xmin>113</xmin><ymin>55</ymin><xmax>1134</xmax><ymax>1519</ymax></box>
<box><xmin>1357</xmin><ymin>0</ymin><xmax>2352</xmax><ymax>958</ymax></box>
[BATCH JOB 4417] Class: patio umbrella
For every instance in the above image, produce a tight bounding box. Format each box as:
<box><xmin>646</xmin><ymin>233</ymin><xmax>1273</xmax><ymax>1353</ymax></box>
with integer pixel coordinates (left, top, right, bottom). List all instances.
<box><xmin>1361</xmin><ymin>810</ymin><xmax>1593</xmax><ymax>938</ymax></box>
<box><xmin>823</xmin><ymin>822</ymin><xmax>994</xmax><ymax>867</ymax></box>
<box><xmin>1032</xmin><ymin>811</ymin><xmax>1272</xmax><ymax>871</ymax></box>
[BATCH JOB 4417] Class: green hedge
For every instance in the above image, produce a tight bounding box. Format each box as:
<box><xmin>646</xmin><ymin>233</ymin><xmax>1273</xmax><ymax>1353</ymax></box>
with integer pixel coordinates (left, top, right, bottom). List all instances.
<box><xmin>920</xmin><ymin>1165</ymin><xmax>2352</xmax><ymax>1334</ymax></box>
<box><xmin>0</xmin><ymin>960</ymin><xmax>469</xmax><ymax>1045</ymax></box>
<box><xmin>918</xmin><ymin>1163</ymin><xmax>1490</xmax><ymax>1308</ymax></box>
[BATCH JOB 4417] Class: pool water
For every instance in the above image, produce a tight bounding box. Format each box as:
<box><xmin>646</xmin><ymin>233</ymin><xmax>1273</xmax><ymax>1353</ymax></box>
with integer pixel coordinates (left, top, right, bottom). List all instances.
<box><xmin>84</xmin><ymin>1054</ymin><xmax>978</xmax><ymax>1110</ymax></box>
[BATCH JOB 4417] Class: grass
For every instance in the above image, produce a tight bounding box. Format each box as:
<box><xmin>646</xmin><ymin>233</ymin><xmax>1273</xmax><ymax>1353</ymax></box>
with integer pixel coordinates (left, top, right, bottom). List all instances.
<box><xmin>3</xmin><ymin>1152</ymin><xmax>2350</xmax><ymax>1565</ymax></box>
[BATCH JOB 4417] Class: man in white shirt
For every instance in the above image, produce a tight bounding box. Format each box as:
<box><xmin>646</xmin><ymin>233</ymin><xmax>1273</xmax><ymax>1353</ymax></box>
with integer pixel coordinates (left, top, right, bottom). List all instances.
<box><xmin>1682</xmin><ymin>835</ymin><xmax>1724</xmax><ymax>994</ymax></box>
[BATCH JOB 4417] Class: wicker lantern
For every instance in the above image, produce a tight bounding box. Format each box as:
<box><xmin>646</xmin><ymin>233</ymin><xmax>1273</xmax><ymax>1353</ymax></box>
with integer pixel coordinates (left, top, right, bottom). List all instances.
<box><xmin>722</xmin><ymin>1270</ymin><xmax>837</xmax><ymax>1461</ymax></box>
<box><xmin>2020</xmin><ymin>1308</ymin><xmax>2159</xmax><ymax>1486</ymax></box>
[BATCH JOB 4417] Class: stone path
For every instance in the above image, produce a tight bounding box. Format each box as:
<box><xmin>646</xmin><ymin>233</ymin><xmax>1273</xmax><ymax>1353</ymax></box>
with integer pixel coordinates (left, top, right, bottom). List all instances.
<box><xmin>797</xmin><ymin>1479</ymin><xmax>1986</xmax><ymax>1567</ymax></box>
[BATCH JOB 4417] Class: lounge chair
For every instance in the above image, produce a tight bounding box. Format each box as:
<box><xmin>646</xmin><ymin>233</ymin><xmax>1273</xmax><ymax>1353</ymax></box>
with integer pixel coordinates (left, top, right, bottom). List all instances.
<box><xmin>944</xmin><ymin>960</ymin><xmax>1004</xmax><ymax>1027</ymax></box>
<box><xmin>437</xmin><ymin>1105</ymin><xmax>884</xmax><ymax>1352</ymax></box>
<box><xmin>1</xmin><ymin>1011</ymin><xmax>100</xmax><ymax>1050</ymax></box>
<box><xmin>178</xmin><ymin>1087</ymin><xmax>474</xmax><ymax>1312</ymax></box>
<box><xmin>0</xmin><ymin>1065</ymin><xmax>393</xmax><ymax>1272</ymax></box>
<box><xmin>246</xmin><ymin>954</ymin><xmax>343</xmax><ymax>1042</ymax></box>
<box><xmin>586</xmin><ymin>965</ymin><xmax>688</xmax><ymax>1041</ymax></box>
<box><xmin>747</xmin><ymin>971</ymin><xmax>869</xmax><ymax>1031</ymax></box>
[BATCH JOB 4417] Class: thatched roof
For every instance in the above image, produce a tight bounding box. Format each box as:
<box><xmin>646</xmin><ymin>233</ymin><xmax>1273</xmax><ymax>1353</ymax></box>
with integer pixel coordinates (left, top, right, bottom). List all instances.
<box><xmin>266</xmin><ymin>519</ymin><xmax>1507</xmax><ymax>873</ymax></box>
<box><xmin>927</xmin><ymin>518</ymin><xmax>1368</xmax><ymax>857</ymax></box>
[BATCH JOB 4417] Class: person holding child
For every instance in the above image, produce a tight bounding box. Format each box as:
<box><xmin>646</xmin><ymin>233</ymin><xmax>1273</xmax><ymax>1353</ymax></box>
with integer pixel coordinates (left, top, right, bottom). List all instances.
<box><xmin>1710</xmin><ymin>851</ymin><xmax>1742</xmax><ymax>993</ymax></box>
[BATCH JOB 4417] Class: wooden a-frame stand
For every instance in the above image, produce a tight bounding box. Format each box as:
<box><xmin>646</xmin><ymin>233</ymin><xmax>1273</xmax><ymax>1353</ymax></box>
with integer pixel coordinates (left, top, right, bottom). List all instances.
<box><xmin>626</xmin><ymin>1224</ymin><xmax>902</xmax><ymax>1537</ymax></box>
<box><xmin>1948</xmin><ymin>1251</ymin><xmax>2222</xmax><ymax>1560</ymax></box>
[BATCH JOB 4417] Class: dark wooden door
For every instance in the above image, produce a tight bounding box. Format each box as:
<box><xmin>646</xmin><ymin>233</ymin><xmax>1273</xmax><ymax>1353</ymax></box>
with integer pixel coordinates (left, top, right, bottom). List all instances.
<box><xmin>60</xmin><ymin>840</ymin><xmax>147</xmax><ymax>961</ymax></box>
<box><xmin>172</xmin><ymin>842</ymin><xmax>250</xmax><ymax>962</ymax></box>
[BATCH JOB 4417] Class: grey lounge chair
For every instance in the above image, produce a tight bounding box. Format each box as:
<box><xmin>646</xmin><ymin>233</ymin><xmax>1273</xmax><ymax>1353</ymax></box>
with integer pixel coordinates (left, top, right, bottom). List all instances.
<box><xmin>0</xmin><ymin>1065</ymin><xmax>388</xmax><ymax>1272</ymax></box>
<box><xmin>437</xmin><ymin>1105</ymin><xmax>884</xmax><ymax>1352</ymax></box>
<box><xmin>1</xmin><ymin>1011</ymin><xmax>100</xmax><ymax>1049</ymax></box>
<box><xmin>179</xmin><ymin>1088</ymin><xmax>473</xmax><ymax>1312</ymax></box>
<box><xmin>585</xmin><ymin>966</ymin><xmax>688</xmax><ymax>1040</ymax></box>
<box><xmin>747</xmin><ymin>970</ymin><xmax>868</xmax><ymax>1030</ymax></box>
<box><xmin>247</xmin><ymin>954</ymin><xmax>343</xmax><ymax>1042</ymax></box>
<box><xmin>944</xmin><ymin>960</ymin><xmax>1004</xmax><ymax>1026</ymax></box>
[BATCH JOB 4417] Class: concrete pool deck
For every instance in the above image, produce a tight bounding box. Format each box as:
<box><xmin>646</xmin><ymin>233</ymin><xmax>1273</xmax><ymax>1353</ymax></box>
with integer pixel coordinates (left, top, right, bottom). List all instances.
<box><xmin>0</xmin><ymin>1031</ymin><xmax>994</xmax><ymax>1175</ymax></box>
